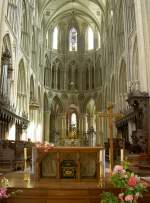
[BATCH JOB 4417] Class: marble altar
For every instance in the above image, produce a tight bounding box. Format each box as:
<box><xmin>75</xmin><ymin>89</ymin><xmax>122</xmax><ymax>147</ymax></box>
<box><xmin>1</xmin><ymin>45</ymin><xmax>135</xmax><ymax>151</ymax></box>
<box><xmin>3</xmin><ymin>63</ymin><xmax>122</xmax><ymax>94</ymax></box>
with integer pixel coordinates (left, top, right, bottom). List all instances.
<box><xmin>33</xmin><ymin>146</ymin><xmax>103</xmax><ymax>181</ymax></box>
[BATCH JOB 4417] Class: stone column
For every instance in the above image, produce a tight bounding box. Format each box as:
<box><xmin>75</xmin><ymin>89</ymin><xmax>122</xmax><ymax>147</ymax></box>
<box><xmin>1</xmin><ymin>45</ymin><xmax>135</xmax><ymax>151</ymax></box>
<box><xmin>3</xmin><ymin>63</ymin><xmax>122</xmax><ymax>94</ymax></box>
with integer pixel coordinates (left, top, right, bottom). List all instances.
<box><xmin>79</xmin><ymin>114</ymin><xmax>83</xmax><ymax>132</ymax></box>
<box><xmin>89</xmin><ymin>115</ymin><xmax>94</xmax><ymax>128</ymax></box>
<box><xmin>134</xmin><ymin>0</ymin><xmax>149</xmax><ymax>92</ymax></box>
<box><xmin>79</xmin><ymin>113</ymin><xmax>84</xmax><ymax>142</ymax></box>
<box><xmin>44</xmin><ymin>111</ymin><xmax>50</xmax><ymax>142</ymax></box>
<box><xmin>60</xmin><ymin>113</ymin><xmax>67</xmax><ymax>145</ymax></box>
<box><xmin>100</xmin><ymin>115</ymin><xmax>104</xmax><ymax>146</ymax></box>
<box><xmin>95</xmin><ymin>113</ymin><xmax>100</xmax><ymax>146</ymax></box>
<box><xmin>54</xmin><ymin>69</ymin><xmax>57</xmax><ymax>89</ymax></box>
<box><xmin>0</xmin><ymin>0</ymin><xmax>7</xmax><ymax>74</ymax></box>
<box><xmin>61</xmin><ymin>70</ymin><xmax>64</xmax><ymax>90</ymax></box>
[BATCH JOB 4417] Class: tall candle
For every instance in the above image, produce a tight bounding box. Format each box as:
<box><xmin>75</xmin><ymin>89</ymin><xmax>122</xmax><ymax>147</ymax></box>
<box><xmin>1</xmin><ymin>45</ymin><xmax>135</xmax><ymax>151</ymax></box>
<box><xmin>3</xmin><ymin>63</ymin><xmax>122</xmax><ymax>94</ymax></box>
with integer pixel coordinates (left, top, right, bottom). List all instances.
<box><xmin>121</xmin><ymin>148</ymin><xmax>124</xmax><ymax>163</ymax></box>
<box><xmin>24</xmin><ymin>148</ymin><xmax>27</xmax><ymax>160</ymax></box>
<box><xmin>99</xmin><ymin>149</ymin><xmax>103</xmax><ymax>162</ymax></box>
<box><xmin>103</xmin><ymin>149</ymin><xmax>105</xmax><ymax>177</ymax></box>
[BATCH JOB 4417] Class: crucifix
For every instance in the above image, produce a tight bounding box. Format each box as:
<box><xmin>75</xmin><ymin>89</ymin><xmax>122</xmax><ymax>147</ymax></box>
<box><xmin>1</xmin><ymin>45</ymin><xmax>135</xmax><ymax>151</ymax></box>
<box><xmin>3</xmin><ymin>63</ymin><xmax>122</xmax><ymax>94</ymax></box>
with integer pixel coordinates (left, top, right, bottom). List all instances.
<box><xmin>99</xmin><ymin>104</ymin><xmax>123</xmax><ymax>173</ymax></box>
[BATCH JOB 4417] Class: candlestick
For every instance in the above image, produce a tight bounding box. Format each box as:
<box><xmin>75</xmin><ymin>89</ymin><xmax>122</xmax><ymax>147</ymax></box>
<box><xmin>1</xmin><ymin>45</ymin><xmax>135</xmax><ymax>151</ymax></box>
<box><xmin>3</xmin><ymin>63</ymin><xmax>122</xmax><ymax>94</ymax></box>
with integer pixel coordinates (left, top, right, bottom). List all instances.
<box><xmin>24</xmin><ymin>147</ymin><xmax>30</xmax><ymax>182</ymax></box>
<box><xmin>99</xmin><ymin>149</ymin><xmax>103</xmax><ymax>162</ymax></box>
<box><xmin>121</xmin><ymin>148</ymin><xmax>124</xmax><ymax>163</ymax></box>
<box><xmin>24</xmin><ymin>148</ymin><xmax>27</xmax><ymax>160</ymax></box>
<box><xmin>98</xmin><ymin>149</ymin><xmax>105</xmax><ymax>188</ymax></box>
<box><xmin>99</xmin><ymin>149</ymin><xmax>105</xmax><ymax>178</ymax></box>
<box><xmin>103</xmin><ymin>149</ymin><xmax>105</xmax><ymax>177</ymax></box>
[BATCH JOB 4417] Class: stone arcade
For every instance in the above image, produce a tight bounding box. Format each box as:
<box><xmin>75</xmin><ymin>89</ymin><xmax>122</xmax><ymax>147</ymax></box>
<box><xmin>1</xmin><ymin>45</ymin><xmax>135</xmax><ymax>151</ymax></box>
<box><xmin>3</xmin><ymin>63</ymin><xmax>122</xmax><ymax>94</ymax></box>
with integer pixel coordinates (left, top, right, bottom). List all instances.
<box><xmin>1</xmin><ymin>0</ymin><xmax>150</xmax><ymax>203</ymax></box>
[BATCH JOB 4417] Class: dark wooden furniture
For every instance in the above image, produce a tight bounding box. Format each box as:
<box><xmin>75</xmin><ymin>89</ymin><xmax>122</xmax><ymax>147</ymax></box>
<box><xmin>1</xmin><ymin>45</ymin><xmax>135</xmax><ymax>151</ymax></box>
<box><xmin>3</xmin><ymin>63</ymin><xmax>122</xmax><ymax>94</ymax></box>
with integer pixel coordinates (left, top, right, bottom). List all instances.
<box><xmin>34</xmin><ymin>147</ymin><xmax>102</xmax><ymax>181</ymax></box>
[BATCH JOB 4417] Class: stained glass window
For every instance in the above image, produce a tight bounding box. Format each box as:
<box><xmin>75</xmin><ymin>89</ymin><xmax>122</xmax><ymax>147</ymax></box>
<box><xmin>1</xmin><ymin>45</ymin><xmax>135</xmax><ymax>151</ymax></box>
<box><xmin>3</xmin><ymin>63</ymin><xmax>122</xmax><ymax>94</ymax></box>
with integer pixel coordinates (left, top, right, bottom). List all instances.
<box><xmin>69</xmin><ymin>27</ymin><xmax>77</xmax><ymax>51</ymax></box>
<box><xmin>71</xmin><ymin>113</ymin><xmax>77</xmax><ymax>127</ymax></box>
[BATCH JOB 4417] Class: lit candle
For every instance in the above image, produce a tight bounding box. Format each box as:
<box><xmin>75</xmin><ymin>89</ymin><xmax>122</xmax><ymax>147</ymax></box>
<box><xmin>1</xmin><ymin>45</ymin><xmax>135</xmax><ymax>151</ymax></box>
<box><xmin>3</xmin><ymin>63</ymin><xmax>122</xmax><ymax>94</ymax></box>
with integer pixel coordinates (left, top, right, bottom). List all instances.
<box><xmin>24</xmin><ymin>148</ymin><xmax>27</xmax><ymax>160</ymax></box>
<box><xmin>99</xmin><ymin>149</ymin><xmax>105</xmax><ymax>178</ymax></box>
<box><xmin>103</xmin><ymin>149</ymin><xmax>105</xmax><ymax>177</ymax></box>
<box><xmin>100</xmin><ymin>162</ymin><xmax>103</xmax><ymax>178</ymax></box>
<box><xmin>121</xmin><ymin>148</ymin><xmax>124</xmax><ymax>163</ymax></box>
<box><xmin>99</xmin><ymin>149</ymin><xmax>103</xmax><ymax>162</ymax></box>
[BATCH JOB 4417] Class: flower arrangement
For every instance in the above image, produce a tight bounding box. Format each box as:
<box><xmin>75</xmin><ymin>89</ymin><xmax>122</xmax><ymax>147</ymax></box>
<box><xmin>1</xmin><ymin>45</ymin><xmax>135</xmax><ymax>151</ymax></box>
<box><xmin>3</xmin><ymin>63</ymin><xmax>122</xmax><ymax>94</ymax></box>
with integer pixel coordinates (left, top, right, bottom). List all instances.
<box><xmin>0</xmin><ymin>176</ymin><xmax>22</xmax><ymax>199</ymax></box>
<box><xmin>101</xmin><ymin>163</ymin><xmax>147</xmax><ymax>203</ymax></box>
<box><xmin>35</xmin><ymin>142</ymin><xmax>54</xmax><ymax>152</ymax></box>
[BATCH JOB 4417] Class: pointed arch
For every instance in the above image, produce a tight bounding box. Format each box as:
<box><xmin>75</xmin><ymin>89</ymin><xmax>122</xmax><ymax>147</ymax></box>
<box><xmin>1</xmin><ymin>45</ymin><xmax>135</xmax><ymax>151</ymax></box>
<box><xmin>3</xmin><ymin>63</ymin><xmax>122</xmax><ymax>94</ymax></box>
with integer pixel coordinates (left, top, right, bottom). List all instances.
<box><xmin>2</xmin><ymin>34</ymin><xmax>12</xmax><ymax>54</ymax></box>
<box><xmin>17</xmin><ymin>59</ymin><xmax>27</xmax><ymax>114</ymax></box>
<box><xmin>119</xmin><ymin>59</ymin><xmax>127</xmax><ymax>94</ymax></box>
<box><xmin>1</xmin><ymin>34</ymin><xmax>13</xmax><ymax>98</ymax></box>
<box><xmin>132</xmin><ymin>37</ymin><xmax>139</xmax><ymax>81</ymax></box>
<box><xmin>51</xmin><ymin>96</ymin><xmax>63</xmax><ymax>114</ymax></box>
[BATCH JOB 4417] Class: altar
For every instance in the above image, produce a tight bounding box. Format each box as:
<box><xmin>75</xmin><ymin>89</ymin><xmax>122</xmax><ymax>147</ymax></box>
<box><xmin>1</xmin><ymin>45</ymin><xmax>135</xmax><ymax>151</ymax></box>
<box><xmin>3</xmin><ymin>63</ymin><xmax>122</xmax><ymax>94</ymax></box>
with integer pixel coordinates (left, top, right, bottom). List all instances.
<box><xmin>33</xmin><ymin>146</ymin><xmax>103</xmax><ymax>181</ymax></box>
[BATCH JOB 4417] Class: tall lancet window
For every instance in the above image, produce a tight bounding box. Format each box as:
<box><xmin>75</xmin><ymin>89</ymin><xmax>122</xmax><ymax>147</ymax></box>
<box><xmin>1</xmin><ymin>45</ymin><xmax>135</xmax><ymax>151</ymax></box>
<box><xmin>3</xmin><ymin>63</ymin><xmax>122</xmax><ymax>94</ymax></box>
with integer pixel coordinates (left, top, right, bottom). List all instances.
<box><xmin>71</xmin><ymin>113</ymin><xmax>77</xmax><ymax>128</ymax></box>
<box><xmin>88</xmin><ymin>26</ymin><xmax>94</xmax><ymax>50</ymax></box>
<box><xmin>69</xmin><ymin>27</ymin><xmax>77</xmax><ymax>51</ymax></box>
<box><xmin>53</xmin><ymin>26</ymin><xmax>58</xmax><ymax>49</ymax></box>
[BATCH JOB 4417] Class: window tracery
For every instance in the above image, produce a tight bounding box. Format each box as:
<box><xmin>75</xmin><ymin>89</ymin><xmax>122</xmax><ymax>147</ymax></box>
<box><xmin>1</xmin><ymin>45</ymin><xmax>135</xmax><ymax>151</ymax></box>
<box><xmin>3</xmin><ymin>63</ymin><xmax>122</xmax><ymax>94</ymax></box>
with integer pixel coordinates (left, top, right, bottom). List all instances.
<box><xmin>17</xmin><ymin>60</ymin><xmax>27</xmax><ymax>116</ymax></box>
<box><xmin>7</xmin><ymin>0</ymin><xmax>18</xmax><ymax>34</ymax></box>
<box><xmin>69</xmin><ymin>27</ymin><xmax>77</xmax><ymax>51</ymax></box>
<box><xmin>21</xmin><ymin>0</ymin><xmax>28</xmax><ymax>53</ymax></box>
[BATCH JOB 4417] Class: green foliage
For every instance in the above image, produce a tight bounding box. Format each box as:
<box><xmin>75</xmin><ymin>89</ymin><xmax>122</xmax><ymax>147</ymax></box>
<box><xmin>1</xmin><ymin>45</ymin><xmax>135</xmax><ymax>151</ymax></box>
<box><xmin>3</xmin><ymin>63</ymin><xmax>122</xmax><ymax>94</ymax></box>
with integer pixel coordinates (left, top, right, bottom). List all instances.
<box><xmin>101</xmin><ymin>192</ymin><xmax>118</xmax><ymax>203</ymax></box>
<box><xmin>111</xmin><ymin>173</ymin><xmax>127</xmax><ymax>188</ymax></box>
<box><xmin>100</xmin><ymin>163</ymin><xmax>147</xmax><ymax>203</ymax></box>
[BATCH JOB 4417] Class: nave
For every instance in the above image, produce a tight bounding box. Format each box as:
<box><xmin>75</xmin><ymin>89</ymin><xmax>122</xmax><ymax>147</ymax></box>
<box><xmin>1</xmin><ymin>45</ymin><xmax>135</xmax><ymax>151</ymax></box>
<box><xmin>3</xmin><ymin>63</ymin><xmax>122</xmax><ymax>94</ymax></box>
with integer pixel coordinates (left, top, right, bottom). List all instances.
<box><xmin>1</xmin><ymin>0</ymin><xmax>150</xmax><ymax>202</ymax></box>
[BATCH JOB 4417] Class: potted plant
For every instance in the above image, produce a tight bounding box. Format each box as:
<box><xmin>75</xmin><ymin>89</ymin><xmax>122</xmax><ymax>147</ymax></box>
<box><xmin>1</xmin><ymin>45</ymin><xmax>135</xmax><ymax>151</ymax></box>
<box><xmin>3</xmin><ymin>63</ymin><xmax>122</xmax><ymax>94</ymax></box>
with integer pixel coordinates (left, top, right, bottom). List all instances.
<box><xmin>101</xmin><ymin>163</ymin><xmax>147</xmax><ymax>203</ymax></box>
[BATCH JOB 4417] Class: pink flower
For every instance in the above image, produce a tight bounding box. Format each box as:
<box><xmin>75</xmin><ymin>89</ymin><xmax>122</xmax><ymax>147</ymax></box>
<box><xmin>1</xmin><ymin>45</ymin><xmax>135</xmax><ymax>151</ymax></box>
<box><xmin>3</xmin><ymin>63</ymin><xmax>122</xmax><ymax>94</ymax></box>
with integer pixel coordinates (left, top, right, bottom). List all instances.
<box><xmin>128</xmin><ymin>176</ymin><xmax>137</xmax><ymax>187</ymax></box>
<box><xmin>0</xmin><ymin>188</ymin><xmax>8</xmax><ymax>199</ymax></box>
<box><xmin>118</xmin><ymin>193</ymin><xmax>124</xmax><ymax>201</ymax></box>
<box><xmin>125</xmin><ymin>194</ymin><xmax>133</xmax><ymax>202</ymax></box>
<box><xmin>113</xmin><ymin>165</ymin><xmax>124</xmax><ymax>174</ymax></box>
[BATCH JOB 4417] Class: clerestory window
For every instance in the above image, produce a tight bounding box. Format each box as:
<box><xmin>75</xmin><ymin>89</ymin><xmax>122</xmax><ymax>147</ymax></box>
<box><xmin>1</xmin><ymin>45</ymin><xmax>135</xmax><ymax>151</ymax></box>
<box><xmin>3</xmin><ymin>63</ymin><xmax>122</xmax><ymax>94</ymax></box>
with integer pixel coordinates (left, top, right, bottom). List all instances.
<box><xmin>69</xmin><ymin>27</ymin><xmax>77</xmax><ymax>51</ymax></box>
<box><xmin>88</xmin><ymin>26</ymin><xmax>94</xmax><ymax>50</ymax></box>
<box><xmin>53</xmin><ymin>26</ymin><xmax>58</xmax><ymax>49</ymax></box>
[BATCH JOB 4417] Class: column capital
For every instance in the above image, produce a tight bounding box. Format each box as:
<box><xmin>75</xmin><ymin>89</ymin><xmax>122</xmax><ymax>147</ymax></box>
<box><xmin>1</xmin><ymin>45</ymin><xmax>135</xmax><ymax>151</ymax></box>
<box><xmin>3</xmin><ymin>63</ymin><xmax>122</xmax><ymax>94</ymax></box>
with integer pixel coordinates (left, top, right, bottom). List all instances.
<box><xmin>60</xmin><ymin>112</ymin><xmax>66</xmax><ymax>118</ymax></box>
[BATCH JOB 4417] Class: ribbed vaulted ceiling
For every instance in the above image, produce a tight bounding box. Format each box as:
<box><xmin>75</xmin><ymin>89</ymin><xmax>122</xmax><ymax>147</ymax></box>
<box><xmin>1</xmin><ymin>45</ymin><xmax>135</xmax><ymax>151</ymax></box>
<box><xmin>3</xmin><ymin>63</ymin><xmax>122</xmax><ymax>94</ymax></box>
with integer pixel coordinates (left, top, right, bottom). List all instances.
<box><xmin>39</xmin><ymin>0</ymin><xmax>106</xmax><ymax>31</ymax></box>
